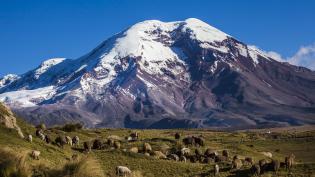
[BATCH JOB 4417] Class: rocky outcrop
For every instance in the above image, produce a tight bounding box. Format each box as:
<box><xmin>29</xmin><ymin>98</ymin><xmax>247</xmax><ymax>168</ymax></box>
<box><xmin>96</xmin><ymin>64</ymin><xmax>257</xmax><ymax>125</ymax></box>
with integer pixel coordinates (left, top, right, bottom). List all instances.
<box><xmin>0</xmin><ymin>102</ymin><xmax>24</xmax><ymax>138</ymax></box>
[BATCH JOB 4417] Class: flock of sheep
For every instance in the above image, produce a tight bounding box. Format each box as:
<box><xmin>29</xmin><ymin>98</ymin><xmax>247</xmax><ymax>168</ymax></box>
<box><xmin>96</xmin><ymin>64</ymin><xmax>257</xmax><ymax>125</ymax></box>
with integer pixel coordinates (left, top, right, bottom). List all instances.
<box><xmin>26</xmin><ymin>128</ymin><xmax>296</xmax><ymax>176</ymax></box>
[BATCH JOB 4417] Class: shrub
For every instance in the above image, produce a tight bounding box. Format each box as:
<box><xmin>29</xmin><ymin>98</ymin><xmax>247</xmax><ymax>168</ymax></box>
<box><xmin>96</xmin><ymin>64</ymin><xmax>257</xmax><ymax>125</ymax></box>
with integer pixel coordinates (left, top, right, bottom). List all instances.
<box><xmin>61</xmin><ymin>123</ymin><xmax>83</xmax><ymax>132</ymax></box>
<box><xmin>36</xmin><ymin>123</ymin><xmax>46</xmax><ymax>130</ymax></box>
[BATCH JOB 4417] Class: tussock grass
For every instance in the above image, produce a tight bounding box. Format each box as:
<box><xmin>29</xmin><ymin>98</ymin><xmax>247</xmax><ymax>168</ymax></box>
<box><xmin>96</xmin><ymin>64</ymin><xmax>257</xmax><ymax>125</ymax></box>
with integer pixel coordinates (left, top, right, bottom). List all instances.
<box><xmin>0</xmin><ymin>148</ymin><xmax>29</xmax><ymax>177</ymax></box>
<box><xmin>49</xmin><ymin>156</ymin><xmax>105</xmax><ymax>177</ymax></box>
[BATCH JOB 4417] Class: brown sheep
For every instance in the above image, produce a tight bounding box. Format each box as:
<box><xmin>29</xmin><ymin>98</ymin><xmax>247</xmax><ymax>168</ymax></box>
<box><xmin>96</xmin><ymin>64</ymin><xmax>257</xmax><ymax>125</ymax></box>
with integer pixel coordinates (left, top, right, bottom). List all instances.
<box><xmin>183</xmin><ymin>137</ymin><xmax>195</xmax><ymax>146</ymax></box>
<box><xmin>194</xmin><ymin>137</ymin><xmax>205</xmax><ymax>146</ymax></box>
<box><xmin>114</xmin><ymin>141</ymin><xmax>121</xmax><ymax>149</ymax></box>
<box><xmin>107</xmin><ymin>139</ymin><xmax>115</xmax><ymax>146</ymax></box>
<box><xmin>233</xmin><ymin>155</ymin><xmax>241</xmax><ymax>161</ymax></box>
<box><xmin>285</xmin><ymin>154</ymin><xmax>295</xmax><ymax>170</ymax></box>
<box><xmin>245</xmin><ymin>157</ymin><xmax>254</xmax><ymax>165</ymax></box>
<box><xmin>215</xmin><ymin>155</ymin><xmax>228</xmax><ymax>162</ymax></box>
<box><xmin>250</xmin><ymin>164</ymin><xmax>261</xmax><ymax>176</ymax></box>
<box><xmin>83</xmin><ymin>141</ymin><xmax>92</xmax><ymax>152</ymax></box>
<box><xmin>259</xmin><ymin>159</ymin><xmax>268</xmax><ymax>172</ymax></box>
<box><xmin>271</xmin><ymin>159</ymin><xmax>280</xmax><ymax>172</ymax></box>
<box><xmin>222</xmin><ymin>149</ymin><xmax>229</xmax><ymax>158</ymax></box>
<box><xmin>55</xmin><ymin>136</ymin><xmax>67</xmax><ymax>148</ymax></box>
<box><xmin>175</xmin><ymin>132</ymin><xmax>181</xmax><ymax>139</ymax></box>
<box><xmin>92</xmin><ymin>139</ymin><xmax>103</xmax><ymax>149</ymax></box>
<box><xmin>72</xmin><ymin>136</ymin><xmax>80</xmax><ymax>147</ymax></box>
<box><xmin>204</xmin><ymin>149</ymin><xmax>218</xmax><ymax>158</ymax></box>
<box><xmin>203</xmin><ymin>157</ymin><xmax>215</xmax><ymax>164</ymax></box>
<box><xmin>232</xmin><ymin>159</ymin><xmax>243</xmax><ymax>170</ymax></box>
<box><xmin>45</xmin><ymin>135</ymin><xmax>51</xmax><ymax>144</ymax></box>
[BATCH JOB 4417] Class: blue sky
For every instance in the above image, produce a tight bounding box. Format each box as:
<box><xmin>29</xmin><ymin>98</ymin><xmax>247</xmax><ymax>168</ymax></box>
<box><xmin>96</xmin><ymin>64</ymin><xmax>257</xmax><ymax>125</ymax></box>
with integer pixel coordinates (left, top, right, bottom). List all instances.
<box><xmin>0</xmin><ymin>0</ymin><xmax>315</xmax><ymax>77</ymax></box>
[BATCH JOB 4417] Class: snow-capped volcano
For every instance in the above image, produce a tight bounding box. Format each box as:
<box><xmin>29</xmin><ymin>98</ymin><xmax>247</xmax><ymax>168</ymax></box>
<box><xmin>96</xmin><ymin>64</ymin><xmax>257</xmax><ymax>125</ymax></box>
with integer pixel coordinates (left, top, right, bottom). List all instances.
<box><xmin>1</xmin><ymin>18</ymin><xmax>315</xmax><ymax>129</ymax></box>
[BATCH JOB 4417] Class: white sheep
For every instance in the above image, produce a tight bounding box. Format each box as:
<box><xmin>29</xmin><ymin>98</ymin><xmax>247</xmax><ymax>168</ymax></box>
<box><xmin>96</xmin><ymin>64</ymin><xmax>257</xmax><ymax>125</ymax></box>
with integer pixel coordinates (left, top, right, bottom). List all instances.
<box><xmin>116</xmin><ymin>166</ymin><xmax>131</xmax><ymax>177</ymax></box>
<box><xmin>31</xmin><ymin>150</ymin><xmax>40</xmax><ymax>160</ymax></box>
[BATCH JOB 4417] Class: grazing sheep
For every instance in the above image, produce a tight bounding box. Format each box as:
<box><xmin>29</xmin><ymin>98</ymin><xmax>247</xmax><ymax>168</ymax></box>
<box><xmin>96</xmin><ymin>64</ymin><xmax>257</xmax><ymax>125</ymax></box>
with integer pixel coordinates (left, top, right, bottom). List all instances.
<box><xmin>129</xmin><ymin>147</ymin><xmax>139</xmax><ymax>153</ymax></box>
<box><xmin>259</xmin><ymin>159</ymin><xmax>268</xmax><ymax>172</ymax></box>
<box><xmin>144</xmin><ymin>152</ymin><xmax>150</xmax><ymax>157</ymax></box>
<box><xmin>45</xmin><ymin>135</ymin><xmax>51</xmax><ymax>144</ymax></box>
<box><xmin>175</xmin><ymin>132</ymin><xmax>181</xmax><ymax>139</ymax></box>
<box><xmin>114</xmin><ymin>141</ymin><xmax>121</xmax><ymax>149</ymax></box>
<box><xmin>222</xmin><ymin>150</ymin><xmax>229</xmax><ymax>158</ymax></box>
<box><xmin>271</xmin><ymin>159</ymin><xmax>280</xmax><ymax>172</ymax></box>
<box><xmin>205</xmin><ymin>149</ymin><xmax>218</xmax><ymax>158</ymax></box>
<box><xmin>215</xmin><ymin>155</ymin><xmax>228</xmax><ymax>162</ymax></box>
<box><xmin>179</xmin><ymin>156</ymin><xmax>187</xmax><ymax>162</ymax></box>
<box><xmin>168</xmin><ymin>154</ymin><xmax>179</xmax><ymax>161</ymax></box>
<box><xmin>232</xmin><ymin>159</ymin><xmax>243</xmax><ymax>170</ymax></box>
<box><xmin>55</xmin><ymin>136</ymin><xmax>67</xmax><ymax>148</ymax></box>
<box><xmin>92</xmin><ymin>139</ymin><xmax>102</xmax><ymax>149</ymax></box>
<box><xmin>83</xmin><ymin>141</ymin><xmax>92</xmax><ymax>152</ymax></box>
<box><xmin>285</xmin><ymin>154</ymin><xmax>295</xmax><ymax>170</ymax></box>
<box><xmin>194</xmin><ymin>137</ymin><xmax>205</xmax><ymax>146</ymax></box>
<box><xmin>214</xmin><ymin>164</ymin><xmax>219</xmax><ymax>176</ymax></box>
<box><xmin>39</xmin><ymin>132</ymin><xmax>45</xmax><ymax>141</ymax></box>
<box><xmin>203</xmin><ymin>157</ymin><xmax>215</xmax><ymax>164</ymax></box>
<box><xmin>72</xmin><ymin>136</ymin><xmax>80</xmax><ymax>147</ymax></box>
<box><xmin>143</xmin><ymin>143</ymin><xmax>152</xmax><ymax>152</ymax></box>
<box><xmin>107</xmin><ymin>139</ymin><xmax>115</xmax><ymax>146</ymax></box>
<box><xmin>27</xmin><ymin>134</ymin><xmax>33</xmax><ymax>143</ymax></box>
<box><xmin>130</xmin><ymin>132</ymin><xmax>139</xmax><ymax>141</ymax></box>
<box><xmin>250</xmin><ymin>164</ymin><xmax>261</xmax><ymax>176</ymax></box>
<box><xmin>233</xmin><ymin>155</ymin><xmax>241</xmax><ymax>160</ymax></box>
<box><xmin>159</xmin><ymin>144</ymin><xmax>170</xmax><ymax>154</ymax></box>
<box><xmin>245</xmin><ymin>157</ymin><xmax>254</xmax><ymax>165</ymax></box>
<box><xmin>35</xmin><ymin>129</ymin><xmax>43</xmax><ymax>137</ymax></box>
<box><xmin>181</xmin><ymin>147</ymin><xmax>191</xmax><ymax>156</ymax></box>
<box><xmin>152</xmin><ymin>151</ymin><xmax>167</xmax><ymax>159</ymax></box>
<box><xmin>116</xmin><ymin>166</ymin><xmax>131</xmax><ymax>177</ymax></box>
<box><xmin>31</xmin><ymin>150</ymin><xmax>40</xmax><ymax>160</ymax></box>
<box><xmin>65</xmin><ymin>136</ymin><xmax>73</xmax><ymax>146</ymax></box>
<box><xmin>183</xmin><ymin>137</ymin><xmax>195</xmax><ymax>146</ymax></box>
<box><xmin>261</xmin><ymin>152</ymin><xmax>272</xmax><ymax>158</ymax></box>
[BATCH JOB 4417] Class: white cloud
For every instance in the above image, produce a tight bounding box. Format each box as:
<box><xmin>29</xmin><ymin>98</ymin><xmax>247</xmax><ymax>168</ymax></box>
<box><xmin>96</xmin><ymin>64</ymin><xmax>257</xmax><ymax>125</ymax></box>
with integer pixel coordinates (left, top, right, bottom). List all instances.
<box><xmin>251</xmin><ymin>44</ymin><xmax>315</xmax><ymax>70</ymax></box>
<box><xmin>287</xmin><ymin>44</ymin><xmax>315</xmax><ymax>70</ymax></box>
<box><xmin>248</xmin><ymin>45</ymin><xmax>284</xmax><ymax>62</ymax></box>
<box><xmin>265</xmin><ymin>51</ymin><xmax>284</xmax><ymax>62</ymax></box>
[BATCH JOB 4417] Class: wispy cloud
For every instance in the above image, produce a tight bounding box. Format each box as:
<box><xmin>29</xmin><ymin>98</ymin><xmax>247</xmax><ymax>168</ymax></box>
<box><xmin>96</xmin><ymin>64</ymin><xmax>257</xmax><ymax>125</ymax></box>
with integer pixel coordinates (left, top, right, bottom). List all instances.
<box><xmin>252</xmin><ymin>43</ymin><xmax>315</xmax><ymax>70</ymax></box>
<box><xmin>287</xmin><ymin>44</ymin><xmax>315</xmax><ymax>70</ymax></box>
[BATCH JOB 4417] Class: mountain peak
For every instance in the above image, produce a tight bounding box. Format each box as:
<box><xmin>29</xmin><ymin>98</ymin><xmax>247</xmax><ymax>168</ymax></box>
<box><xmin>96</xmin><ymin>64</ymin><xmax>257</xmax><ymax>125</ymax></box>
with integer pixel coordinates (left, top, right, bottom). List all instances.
<box><xmin>1</xmin><ymin>18</ymin><xmax>315</xmax><ymax>129</ymax></box>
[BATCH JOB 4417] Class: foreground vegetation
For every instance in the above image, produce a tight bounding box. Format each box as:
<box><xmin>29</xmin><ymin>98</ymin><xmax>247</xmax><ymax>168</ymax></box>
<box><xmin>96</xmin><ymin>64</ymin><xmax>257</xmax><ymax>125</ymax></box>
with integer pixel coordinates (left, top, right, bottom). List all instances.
<box><xmin>0</xmin><ymin>118</ymin><xmax>314</xmax><ymax>177</ymax></box>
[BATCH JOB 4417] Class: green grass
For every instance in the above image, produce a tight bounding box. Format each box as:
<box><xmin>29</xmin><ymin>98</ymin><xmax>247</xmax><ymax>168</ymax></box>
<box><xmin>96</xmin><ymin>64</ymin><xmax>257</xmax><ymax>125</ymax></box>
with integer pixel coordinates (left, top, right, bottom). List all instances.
<box><xmin>0</xmin><ymin>117</ymin><xmax>314</xmax><ymax>177</ymax></box>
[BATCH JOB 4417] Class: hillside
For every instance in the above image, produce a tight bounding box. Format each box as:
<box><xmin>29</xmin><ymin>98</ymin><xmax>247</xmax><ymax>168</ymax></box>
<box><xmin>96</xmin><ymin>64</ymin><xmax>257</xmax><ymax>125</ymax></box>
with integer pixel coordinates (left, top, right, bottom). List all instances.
<box><xmin>1</xmin><ymin>18</ymin><xmax>315</xmax><ymax>129</ymax></box>
<box><xmin>0</xmin><ymin>114</ymin><xmax>315</xmax><ymax>177</ymax></box>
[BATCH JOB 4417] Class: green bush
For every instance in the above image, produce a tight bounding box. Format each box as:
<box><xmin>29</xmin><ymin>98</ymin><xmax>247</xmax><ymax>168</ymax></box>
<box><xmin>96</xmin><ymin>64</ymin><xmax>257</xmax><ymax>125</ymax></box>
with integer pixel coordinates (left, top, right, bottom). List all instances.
<box><xmin>60</xmin><ymin>123</ymin><xmax>83</xmax><ymax>132</ymax></box>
